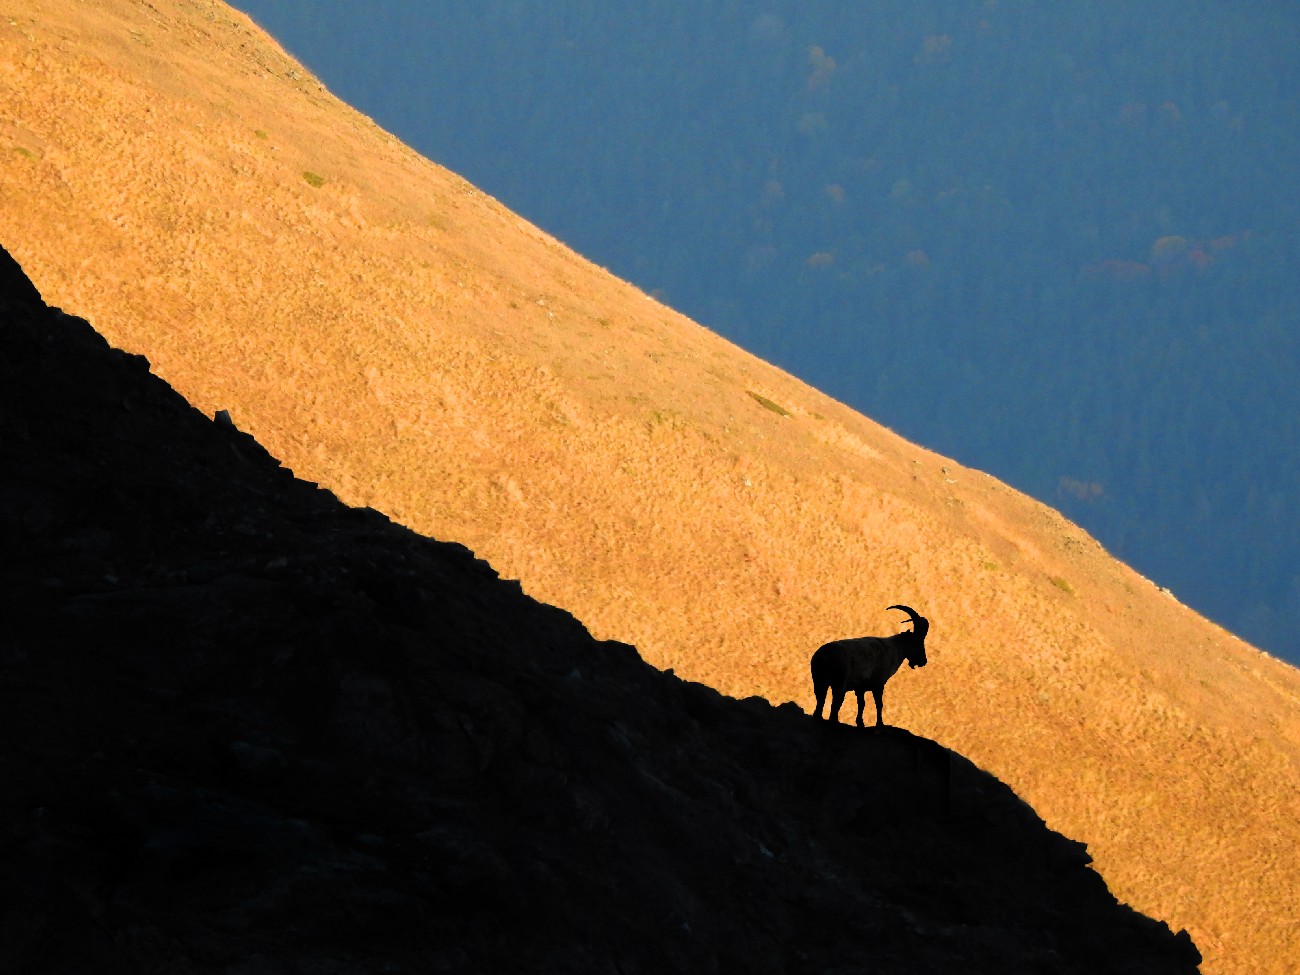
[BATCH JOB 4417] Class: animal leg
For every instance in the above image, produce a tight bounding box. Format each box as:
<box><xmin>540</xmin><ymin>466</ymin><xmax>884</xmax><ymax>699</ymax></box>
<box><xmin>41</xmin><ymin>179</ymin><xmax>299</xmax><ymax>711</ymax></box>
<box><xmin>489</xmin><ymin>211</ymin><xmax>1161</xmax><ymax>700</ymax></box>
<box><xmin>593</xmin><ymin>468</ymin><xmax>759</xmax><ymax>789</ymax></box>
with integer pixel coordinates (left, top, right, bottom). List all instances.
<box><xmin>814</xmin><ymin>683</ymin><xmax>828</xmax><ymax>719</ymax></box>
<box><xmin>829</xmin><ymin>687</ymin><xmax>846</xmax><ymax>723</ymax></box>
<box><xmin>854</xmin><ymin>689</ymin><xmax>867</xmax><ymax>728</ymax></box>
<box><xmin>872</xmin><ymin>687</ymin><xmax>885</xmax><ymax>727</ymax></box>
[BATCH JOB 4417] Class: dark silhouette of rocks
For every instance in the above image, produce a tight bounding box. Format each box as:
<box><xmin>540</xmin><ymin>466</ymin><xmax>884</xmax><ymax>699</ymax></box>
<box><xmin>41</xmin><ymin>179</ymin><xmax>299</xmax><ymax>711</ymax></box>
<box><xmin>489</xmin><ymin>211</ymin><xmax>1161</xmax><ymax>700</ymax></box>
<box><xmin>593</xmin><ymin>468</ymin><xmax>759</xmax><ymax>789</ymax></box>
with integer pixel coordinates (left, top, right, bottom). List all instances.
<box><xmin>0</xmin><ymin>244</ymin><xmax>1199</xmax><ymax>973</ymax></box>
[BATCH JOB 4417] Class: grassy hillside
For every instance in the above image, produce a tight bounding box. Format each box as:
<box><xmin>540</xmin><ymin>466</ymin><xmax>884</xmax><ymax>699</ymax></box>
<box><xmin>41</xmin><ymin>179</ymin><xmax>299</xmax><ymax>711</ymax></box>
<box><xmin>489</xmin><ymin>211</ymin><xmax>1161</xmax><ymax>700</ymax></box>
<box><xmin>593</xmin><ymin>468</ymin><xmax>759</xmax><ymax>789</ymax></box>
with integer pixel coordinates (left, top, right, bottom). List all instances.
<box><xmin>1</xmin><ymin>2</ymin><xmax>1298</xmax><ymax>972</ymax></box>
<box><xmin>233</xmin><ymin>0</ymin><xmax>1300</xmax><ymax>665</ymax></box>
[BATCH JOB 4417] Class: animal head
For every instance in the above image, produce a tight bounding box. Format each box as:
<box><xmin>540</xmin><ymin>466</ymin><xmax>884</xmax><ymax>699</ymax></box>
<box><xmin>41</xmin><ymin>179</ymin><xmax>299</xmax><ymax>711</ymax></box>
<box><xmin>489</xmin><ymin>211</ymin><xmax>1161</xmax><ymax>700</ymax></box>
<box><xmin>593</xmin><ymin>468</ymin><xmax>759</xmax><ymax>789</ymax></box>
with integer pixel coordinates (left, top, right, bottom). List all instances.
<box><xmin>888</xmin><ymin>604</ymin><xmax>929</xmax><ymax>668</ymax></box>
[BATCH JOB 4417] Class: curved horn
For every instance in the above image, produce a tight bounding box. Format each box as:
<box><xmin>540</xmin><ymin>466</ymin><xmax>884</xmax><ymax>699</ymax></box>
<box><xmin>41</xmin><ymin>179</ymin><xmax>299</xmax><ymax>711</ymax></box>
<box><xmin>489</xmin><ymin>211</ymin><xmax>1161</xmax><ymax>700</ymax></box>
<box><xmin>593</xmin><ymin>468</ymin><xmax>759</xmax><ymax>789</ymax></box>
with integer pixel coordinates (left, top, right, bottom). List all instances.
<box><xmin>887</xmin><ymin>604</ymin><xmax>929</xmax><ymax>639</ymax></box>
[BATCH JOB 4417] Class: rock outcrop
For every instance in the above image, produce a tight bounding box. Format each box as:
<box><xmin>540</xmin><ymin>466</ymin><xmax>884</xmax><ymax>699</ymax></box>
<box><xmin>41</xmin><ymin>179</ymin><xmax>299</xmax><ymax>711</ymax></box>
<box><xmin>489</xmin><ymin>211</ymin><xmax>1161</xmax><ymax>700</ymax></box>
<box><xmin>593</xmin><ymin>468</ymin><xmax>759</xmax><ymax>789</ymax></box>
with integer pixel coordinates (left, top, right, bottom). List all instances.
<box><xmin>0</xmin><ymin>244</ymin><xmax>1199</xmax><ymax>973</ymax></box>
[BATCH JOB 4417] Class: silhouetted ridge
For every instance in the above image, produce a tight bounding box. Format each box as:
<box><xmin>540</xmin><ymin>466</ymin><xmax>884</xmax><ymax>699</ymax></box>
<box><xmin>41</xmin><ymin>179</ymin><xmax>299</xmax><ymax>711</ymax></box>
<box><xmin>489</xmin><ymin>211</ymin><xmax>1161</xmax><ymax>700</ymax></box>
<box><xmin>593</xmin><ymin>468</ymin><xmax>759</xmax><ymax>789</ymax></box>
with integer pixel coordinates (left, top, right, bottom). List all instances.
<box><xmin>0</xmin><ymin>244</ymin><xmax>1199</xmax><ymax>973</ymax></box>
<box><xmin>0</xmin><ymin>245</ymin><xmax>42</xmax><ymax>313</ymax></box>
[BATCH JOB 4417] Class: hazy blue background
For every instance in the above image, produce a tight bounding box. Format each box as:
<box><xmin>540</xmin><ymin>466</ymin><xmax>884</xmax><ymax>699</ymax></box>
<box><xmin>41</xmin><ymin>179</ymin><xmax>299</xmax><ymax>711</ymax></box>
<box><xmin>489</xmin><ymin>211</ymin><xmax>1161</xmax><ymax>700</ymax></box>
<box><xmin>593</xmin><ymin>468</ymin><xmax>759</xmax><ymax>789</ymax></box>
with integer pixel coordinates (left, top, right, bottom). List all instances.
<box><xmin>232</xmin><ymin>1</ymin><xmax>1300</xmax><ymax>664</ymax></box>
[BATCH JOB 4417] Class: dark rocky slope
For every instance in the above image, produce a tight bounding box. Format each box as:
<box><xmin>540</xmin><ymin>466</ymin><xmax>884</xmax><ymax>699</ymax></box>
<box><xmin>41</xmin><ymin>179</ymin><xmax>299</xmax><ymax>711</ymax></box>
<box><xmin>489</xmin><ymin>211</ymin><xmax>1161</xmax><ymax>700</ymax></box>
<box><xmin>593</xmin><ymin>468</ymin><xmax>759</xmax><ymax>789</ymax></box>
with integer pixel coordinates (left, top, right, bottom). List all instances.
<box><xmin>0</xmin><ymin>245</ymin><xmax>1199</xmax><ymax>973</ymax></box>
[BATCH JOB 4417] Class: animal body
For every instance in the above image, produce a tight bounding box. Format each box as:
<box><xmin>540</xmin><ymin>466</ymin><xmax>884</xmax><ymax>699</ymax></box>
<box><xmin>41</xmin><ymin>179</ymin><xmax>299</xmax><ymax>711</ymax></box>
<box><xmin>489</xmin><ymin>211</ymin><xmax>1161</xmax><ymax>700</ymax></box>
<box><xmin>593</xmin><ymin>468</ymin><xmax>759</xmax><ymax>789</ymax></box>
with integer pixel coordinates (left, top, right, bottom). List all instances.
<box><xmin>811</xmin><ymin>605</ymin><xmax>929</xmax><ymax>727</ymax></box>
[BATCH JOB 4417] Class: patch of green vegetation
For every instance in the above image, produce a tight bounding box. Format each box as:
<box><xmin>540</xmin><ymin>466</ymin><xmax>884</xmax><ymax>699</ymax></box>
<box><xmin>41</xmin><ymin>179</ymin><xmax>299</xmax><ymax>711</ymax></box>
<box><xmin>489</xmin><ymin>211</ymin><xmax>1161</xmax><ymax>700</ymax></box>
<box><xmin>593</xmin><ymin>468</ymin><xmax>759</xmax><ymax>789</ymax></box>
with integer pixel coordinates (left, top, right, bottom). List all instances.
<box><xmin>301</xmin><ymin>170</ymin><xmax>326</xmax><ymax>188</ymax></box>
<box><xmin>747</xmin><ymin>391</ymin><xmax>791</xmax><ymax>417</ymax></box>
<box><xmin>982</xmin><ymin>560</ymin><xmax>999</xmax><ymax>571</ymax></box>
<box><xmin>13</xmin><ymin>146</ymin><xmax>34</xmax><ymax>159</ymax></box>
<box><xmin>254</xmin><ymin>129</ymin><xmax>269</xmax><ymax>140</ymax></box>
<box><xmin>1050</xmin><ymin>576</ymin><xmax>1075</xmax><ymax>595</ymax></box>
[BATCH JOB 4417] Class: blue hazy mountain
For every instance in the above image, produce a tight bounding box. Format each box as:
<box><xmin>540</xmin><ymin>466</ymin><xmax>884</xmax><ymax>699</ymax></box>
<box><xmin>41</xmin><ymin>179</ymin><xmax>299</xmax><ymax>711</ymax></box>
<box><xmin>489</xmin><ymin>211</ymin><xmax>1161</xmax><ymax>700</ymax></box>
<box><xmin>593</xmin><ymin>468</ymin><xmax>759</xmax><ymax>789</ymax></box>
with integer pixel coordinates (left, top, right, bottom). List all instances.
<box><xmin>232</xmin><ymin>1</ymin><xmax>1300</xmax><ymax>663</ymax></box>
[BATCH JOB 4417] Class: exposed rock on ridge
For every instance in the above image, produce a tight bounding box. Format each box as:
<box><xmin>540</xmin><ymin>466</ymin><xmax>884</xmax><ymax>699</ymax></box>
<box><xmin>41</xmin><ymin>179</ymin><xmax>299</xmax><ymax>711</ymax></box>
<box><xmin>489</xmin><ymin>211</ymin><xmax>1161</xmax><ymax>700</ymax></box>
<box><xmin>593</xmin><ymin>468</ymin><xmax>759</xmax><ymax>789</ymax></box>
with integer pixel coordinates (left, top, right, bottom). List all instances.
<box><xmin>0</xmin><ymin>247</ymin><xmax>1200</xmax><ymax>972</ymax></box>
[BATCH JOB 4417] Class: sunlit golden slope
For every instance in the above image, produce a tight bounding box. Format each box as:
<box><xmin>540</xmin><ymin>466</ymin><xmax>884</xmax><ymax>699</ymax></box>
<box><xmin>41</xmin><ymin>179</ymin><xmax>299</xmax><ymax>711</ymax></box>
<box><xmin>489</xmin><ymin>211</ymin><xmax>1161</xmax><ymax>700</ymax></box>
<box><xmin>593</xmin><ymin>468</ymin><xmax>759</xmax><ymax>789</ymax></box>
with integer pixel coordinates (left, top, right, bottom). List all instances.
<box><xmin>2</xmin><ymin>2</ymin><xmax>1298</xmax><ymax>971</ymax></box>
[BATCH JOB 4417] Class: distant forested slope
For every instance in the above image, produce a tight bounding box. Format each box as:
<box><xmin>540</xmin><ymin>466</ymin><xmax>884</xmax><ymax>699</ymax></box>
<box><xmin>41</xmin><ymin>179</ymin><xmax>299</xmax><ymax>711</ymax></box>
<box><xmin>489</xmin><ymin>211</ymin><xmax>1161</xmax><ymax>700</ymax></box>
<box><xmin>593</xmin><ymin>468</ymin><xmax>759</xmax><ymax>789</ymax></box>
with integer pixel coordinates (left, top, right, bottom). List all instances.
<box><xmin>233</xmin><ymin>1</ymin><xmax>1300</xmax><ymax>662</ymax></box>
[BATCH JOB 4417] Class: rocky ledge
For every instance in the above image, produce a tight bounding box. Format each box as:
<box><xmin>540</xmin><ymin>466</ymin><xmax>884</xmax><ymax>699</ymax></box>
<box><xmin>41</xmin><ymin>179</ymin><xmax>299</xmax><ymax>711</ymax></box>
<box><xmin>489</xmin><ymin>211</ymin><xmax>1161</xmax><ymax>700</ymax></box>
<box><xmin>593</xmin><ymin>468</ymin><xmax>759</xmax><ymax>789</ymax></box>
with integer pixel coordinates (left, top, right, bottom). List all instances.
<box><xmin>0</xmin><ymin>246</ymin><xmax>1199</xmax><ymax>973</ymax></box>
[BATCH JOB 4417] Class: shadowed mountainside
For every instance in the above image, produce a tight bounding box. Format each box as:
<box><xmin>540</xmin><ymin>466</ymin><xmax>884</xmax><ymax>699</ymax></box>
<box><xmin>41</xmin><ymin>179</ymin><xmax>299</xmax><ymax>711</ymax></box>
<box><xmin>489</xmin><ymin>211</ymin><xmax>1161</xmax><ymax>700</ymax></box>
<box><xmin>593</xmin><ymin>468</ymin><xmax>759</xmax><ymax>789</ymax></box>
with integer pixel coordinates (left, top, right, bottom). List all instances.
<box><xmin>0</xmin><ymin>248</ymin><xmax>1204</xmax><ymax>972</ymax></box>
<box><xmin>0</xmin><ymin>3</ymin><xmax>1297</xmax><ymax>972</ymax></box>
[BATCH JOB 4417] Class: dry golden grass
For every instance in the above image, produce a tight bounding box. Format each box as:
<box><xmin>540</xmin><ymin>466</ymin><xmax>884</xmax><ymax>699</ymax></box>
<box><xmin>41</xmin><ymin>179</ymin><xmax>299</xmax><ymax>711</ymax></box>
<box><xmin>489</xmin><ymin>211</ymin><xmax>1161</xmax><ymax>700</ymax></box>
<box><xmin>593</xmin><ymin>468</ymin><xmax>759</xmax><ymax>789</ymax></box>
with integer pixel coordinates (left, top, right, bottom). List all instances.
<box><xmin>3</xmin><ymin>2</ymin><xmax>1299</xmax><ymax>971</ymax></box>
